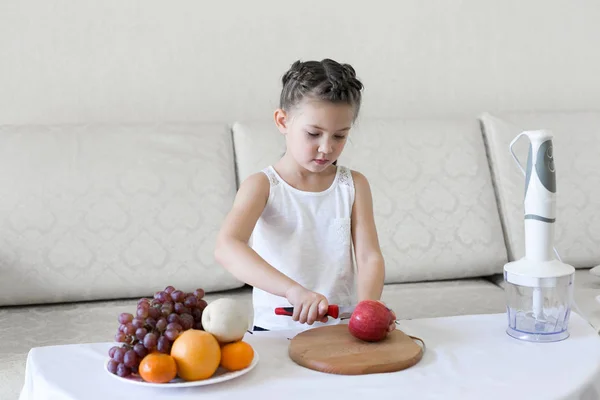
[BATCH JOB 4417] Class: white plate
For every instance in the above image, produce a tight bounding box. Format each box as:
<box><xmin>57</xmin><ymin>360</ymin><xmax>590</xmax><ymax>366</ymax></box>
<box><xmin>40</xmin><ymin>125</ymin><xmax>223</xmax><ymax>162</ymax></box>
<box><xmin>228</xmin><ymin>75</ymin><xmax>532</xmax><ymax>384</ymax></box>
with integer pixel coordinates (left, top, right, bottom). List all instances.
<box><xmin>105</xmin><ymin>352</ymin><xmax>259</xmax><ymax>388</ymax></box>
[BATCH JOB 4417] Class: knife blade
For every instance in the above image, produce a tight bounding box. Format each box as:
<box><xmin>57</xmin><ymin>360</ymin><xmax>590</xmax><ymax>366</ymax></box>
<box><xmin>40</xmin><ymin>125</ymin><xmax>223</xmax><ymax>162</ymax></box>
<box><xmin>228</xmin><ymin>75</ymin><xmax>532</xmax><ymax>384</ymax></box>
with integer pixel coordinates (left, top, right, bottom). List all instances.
<box><xmin>274</xmin><ymin>304</ymin><xmax>356</xmax><ymax>319</ymax></box>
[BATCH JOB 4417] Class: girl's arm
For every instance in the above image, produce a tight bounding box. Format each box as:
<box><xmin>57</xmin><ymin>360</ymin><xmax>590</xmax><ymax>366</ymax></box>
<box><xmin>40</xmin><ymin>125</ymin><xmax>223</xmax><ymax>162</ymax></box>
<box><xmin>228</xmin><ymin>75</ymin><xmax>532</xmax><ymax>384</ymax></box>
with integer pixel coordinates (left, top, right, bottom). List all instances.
<box><xmin>214</xmin><ymin>172</ymin><xmax>329</xmax><ymax>324</ymax></box>
<box><xmin>214</xmin><ymin>173</ymin><xmax>298</xmax><ymax>297</ymax></box>
<box><xmin>350</xmin><ymin>171</ymin><xmax>386</xmax><ymax>302</ymax></box>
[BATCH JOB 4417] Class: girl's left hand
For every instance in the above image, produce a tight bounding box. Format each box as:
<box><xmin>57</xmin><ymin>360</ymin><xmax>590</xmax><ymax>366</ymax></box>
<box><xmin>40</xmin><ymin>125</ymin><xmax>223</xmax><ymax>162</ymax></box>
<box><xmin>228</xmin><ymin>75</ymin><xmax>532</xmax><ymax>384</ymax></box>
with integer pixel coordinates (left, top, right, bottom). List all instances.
<box><xmin>387</xmin><ymin>308</ymin><xmax>397</xmax><ymax>332</ymax></box>
<box><xmin>376</xmin><ymin>300</ymin><xmax>396</xmax><ymax>332</ymax></box>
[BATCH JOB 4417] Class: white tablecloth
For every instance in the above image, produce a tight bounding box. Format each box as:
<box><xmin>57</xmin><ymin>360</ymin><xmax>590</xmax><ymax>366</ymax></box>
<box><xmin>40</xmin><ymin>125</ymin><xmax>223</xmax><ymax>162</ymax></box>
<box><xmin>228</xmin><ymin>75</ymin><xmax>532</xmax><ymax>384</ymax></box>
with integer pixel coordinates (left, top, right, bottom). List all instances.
<box><xmin>19</xmin><ymin>313</ymin><xmax>600</xmax><ymax>400</ymax></box>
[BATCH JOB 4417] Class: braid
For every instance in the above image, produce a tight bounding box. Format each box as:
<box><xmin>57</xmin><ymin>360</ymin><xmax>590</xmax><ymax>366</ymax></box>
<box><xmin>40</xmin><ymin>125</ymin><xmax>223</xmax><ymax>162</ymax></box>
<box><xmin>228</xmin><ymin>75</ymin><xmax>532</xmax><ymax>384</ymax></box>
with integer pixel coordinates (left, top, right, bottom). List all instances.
<box><xmin>279</xmin><ymin>59</ymin><xmax>363</xmax><ymax>119</ymax></box>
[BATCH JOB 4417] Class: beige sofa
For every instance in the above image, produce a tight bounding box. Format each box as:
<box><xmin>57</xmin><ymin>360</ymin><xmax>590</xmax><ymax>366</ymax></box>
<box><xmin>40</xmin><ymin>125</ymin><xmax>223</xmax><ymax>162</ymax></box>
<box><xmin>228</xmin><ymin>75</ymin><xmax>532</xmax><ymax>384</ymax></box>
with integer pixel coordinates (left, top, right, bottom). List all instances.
<box><xmin>1</xmin><ymin>112</ymin><xmax>599</xmax><ymax>398</ymax></box>
<box><xmin>2</xmin><ymin>2</ymin><xmax>600</xmax><ymax>399</ymax></box>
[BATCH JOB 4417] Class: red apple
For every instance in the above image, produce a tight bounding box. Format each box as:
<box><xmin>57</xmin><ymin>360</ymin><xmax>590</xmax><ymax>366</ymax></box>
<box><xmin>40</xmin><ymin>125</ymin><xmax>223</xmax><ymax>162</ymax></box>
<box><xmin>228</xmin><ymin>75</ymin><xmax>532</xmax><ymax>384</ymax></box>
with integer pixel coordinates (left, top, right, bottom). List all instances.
<box><xmin>348</xmin><ymin>300</ymin><xmax>394</xmax><ymax>342</ymax></box>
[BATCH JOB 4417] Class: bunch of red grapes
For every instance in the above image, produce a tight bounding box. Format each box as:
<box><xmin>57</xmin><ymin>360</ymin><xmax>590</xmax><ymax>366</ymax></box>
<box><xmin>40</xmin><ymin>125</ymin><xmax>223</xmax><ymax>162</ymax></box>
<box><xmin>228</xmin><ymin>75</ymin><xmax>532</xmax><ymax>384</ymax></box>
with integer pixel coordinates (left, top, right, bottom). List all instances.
<box><xmin>107</xmin><ymin>286</ymin><xmax>207</xmax><ymax>377</ymax></box>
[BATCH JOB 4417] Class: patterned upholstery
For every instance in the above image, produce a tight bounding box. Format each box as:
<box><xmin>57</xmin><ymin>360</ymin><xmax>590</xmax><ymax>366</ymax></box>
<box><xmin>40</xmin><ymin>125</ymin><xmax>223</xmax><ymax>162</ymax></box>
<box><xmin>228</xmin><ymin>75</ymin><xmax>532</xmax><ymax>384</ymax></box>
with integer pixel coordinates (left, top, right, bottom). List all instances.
<box><xmin>0</xmin><ymin>124</ymin><xmax>244</xmax><ymax>306</ymax></box>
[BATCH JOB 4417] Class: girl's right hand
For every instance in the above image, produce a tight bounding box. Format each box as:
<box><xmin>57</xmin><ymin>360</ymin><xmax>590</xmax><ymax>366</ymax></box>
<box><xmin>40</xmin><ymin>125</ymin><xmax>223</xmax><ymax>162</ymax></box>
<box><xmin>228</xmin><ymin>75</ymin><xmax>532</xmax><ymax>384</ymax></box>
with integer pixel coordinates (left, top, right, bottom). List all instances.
<box><xmin>285</xmin><ymin>284</ymin><xmax>329</xmax><ymax>325</ymax></box>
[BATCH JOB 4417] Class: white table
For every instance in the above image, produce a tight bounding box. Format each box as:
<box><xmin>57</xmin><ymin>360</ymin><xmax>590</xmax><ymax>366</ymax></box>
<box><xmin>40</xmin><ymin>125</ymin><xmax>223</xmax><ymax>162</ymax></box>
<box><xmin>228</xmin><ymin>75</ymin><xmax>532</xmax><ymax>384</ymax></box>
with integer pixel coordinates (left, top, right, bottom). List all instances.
<box><xmin>19</xmin><ymin>313</ymin><xmax>600</xmax><ymax>400</ymax></box>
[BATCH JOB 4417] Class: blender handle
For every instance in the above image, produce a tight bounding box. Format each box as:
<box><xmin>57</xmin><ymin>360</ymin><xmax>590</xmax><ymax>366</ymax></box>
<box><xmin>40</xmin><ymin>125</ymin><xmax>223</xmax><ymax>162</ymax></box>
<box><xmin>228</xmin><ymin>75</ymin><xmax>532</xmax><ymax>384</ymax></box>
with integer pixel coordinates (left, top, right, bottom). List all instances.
<box><xmin>508</xmin><ymin>131</ymin><xmax>564</xmax><ymax>263</ymax></box>
<box><xmin>509</xmin><ymin>132</ymin><xmax>527</xmax><ymax>177</ymax></box>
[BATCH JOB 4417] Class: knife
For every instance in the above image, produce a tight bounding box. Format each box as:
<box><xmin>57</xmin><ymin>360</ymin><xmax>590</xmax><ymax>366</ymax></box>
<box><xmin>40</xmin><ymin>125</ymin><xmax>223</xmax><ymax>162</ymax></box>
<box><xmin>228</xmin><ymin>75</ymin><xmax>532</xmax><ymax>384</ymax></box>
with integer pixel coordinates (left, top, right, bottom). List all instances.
<box><xmin>274</xmin><ymin>304</ymin><xmax>355</xmax><ymax>319</ymax></box>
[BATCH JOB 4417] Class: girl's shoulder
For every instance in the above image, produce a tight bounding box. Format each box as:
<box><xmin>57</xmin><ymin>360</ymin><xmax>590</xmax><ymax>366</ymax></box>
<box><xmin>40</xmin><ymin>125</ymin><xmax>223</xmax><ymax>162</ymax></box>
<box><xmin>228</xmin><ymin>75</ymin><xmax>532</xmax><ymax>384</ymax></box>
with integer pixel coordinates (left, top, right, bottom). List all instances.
<box><xmin>348</xmin><ymin>168</ymin><xmax>368</xmax><ymax>184</ymax></box>
<box><xmin>259</xmin><ymin>165</ymin><xmax>280</xmax><ymax>188</ymax></box>
<box><xmin>336</xmin><ymin>165</ymin><xmax>354</xmax><ymax>188</ymax></box>
<box><xmin>343</xmin><ymin>168</ymin><xmax>372</xmax><ymax>194</ymax></box>
<box><xmin>239</xmin><ymin>167</ymin><xmax>282</xmax><ymax>191</ymax></box>
<box><xmin>237</xmin><ymin>171</ymin><xmax>271</xmax><ymax>201</ymax></box>
<box><xmin>335</xmin><ymin>165</ymin><xmax>370</xmax><ymax>188</ymax></box>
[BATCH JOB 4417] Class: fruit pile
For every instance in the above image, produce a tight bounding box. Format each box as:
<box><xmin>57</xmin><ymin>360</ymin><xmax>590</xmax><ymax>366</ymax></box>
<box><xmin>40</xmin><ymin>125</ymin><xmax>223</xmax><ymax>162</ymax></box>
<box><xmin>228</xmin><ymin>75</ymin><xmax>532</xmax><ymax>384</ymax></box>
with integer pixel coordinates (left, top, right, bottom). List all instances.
<box><xmin>107</xmin><ymin>286</ymin><xmax>254</xmax><ymax>383</ymax></box>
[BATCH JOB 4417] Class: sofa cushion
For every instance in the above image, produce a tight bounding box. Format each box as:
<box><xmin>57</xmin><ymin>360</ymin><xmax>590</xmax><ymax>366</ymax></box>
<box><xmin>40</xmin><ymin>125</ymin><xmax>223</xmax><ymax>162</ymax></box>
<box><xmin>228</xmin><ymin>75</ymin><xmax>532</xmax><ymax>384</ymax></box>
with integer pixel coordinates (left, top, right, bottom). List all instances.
<box><xmin>480</xmin><ymin>111</ymin><xmax>600</xmax><ymax>267</ymax></box>
<box><xmin>0</xmin><ymin>123</ymin><xmax>243</xmax><ymax>306</ymax></box>
<box><xmin>232</xmin><ymin>119</ymin><xmax>508</xmax><ymax>284</ymax></box>
<box><xmin>381</xmin><ymin>279</ymin><xmax>506</xmax><ymax>320</ymax></box>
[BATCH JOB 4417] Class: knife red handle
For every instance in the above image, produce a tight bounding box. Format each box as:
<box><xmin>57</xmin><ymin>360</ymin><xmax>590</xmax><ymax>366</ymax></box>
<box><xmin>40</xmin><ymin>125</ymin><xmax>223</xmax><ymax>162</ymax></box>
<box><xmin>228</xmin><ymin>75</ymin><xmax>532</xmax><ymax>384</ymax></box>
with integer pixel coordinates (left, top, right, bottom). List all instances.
<box><xmin>275</xmin><ymin>304</ymin><xmax>339</xmax><ymax>318</ymax></box>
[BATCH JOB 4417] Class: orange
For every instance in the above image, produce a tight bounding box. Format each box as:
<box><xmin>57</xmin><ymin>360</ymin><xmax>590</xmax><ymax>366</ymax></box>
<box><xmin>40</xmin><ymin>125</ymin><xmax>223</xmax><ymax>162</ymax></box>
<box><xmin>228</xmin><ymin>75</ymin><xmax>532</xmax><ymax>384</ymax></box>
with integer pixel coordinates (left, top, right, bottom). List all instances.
<box><xmin>220</xmin><ymin>341</ymin><xmax>254</xmax><ymax>371</ymax></box>
<box><xmin>170</xmin><ymin>329</ymin><xmax>221</xmax><ymax>381</ymax></box>
<box><xmin>138</xmin><ymin>353</ymin><xmax>177</xmax><ymax>384</ymax></box>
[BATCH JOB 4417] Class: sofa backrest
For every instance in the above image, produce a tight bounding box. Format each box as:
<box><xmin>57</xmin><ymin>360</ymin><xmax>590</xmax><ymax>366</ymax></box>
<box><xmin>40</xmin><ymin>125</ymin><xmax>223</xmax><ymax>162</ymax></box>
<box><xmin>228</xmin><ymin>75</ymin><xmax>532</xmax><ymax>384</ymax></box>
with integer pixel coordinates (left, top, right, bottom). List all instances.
<box><xmin>2</xmin><ymin>115</ymin><xmax>598</xmax><ymax>307</ymax></box>
<box><xmin>0</xmin><ymin>124</ymin><xmax>244</xmax><ymax>306</ymax></box>
<box><xmin>233</xmin><ymin>118</ymin><xmax>508</xmax><ymax>284</ymax></box>
<box><xmin>480</xmin><ymin>111</ymin><xmax>600</xmax><ymax>268</ymax></box>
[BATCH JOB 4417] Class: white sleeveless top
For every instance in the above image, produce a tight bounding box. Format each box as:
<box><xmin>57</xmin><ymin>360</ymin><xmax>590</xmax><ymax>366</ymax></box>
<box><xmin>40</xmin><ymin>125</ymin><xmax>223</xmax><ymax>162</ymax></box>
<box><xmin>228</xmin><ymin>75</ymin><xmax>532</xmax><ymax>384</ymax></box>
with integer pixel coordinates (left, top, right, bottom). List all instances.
<box><xmin>251</xmin><ymin>165</ymin><xmax>357</xmax><ymax>331</ymax></box>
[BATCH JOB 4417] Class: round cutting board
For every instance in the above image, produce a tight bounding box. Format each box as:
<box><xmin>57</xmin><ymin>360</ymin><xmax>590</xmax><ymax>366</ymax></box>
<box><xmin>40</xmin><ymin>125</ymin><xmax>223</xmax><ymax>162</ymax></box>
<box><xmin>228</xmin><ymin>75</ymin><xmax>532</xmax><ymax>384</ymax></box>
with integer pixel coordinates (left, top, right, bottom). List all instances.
<box><xmin>288</xmin><ymin>324</ymin><xmax>424</xmax><ymax>375</ymax></box>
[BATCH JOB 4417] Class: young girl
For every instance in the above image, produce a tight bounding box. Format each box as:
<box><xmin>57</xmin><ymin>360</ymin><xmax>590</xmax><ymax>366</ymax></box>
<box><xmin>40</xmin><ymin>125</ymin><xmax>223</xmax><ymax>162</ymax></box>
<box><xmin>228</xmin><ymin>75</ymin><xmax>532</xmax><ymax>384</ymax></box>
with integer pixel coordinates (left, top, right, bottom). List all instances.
<box><xmin>215</xmin><ymin>59</ymin><xmax>395</xmax><ymax>332</ymax></box>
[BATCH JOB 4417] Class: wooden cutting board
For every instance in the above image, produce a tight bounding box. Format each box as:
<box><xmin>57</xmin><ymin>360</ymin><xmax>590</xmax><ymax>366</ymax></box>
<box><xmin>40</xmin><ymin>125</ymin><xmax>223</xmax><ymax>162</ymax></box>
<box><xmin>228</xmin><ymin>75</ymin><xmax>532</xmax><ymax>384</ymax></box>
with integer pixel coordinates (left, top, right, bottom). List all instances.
<box><xmin>288</xmin><ymin>324</ymin><xmax>425</xmax><ymax>375</ymax></box>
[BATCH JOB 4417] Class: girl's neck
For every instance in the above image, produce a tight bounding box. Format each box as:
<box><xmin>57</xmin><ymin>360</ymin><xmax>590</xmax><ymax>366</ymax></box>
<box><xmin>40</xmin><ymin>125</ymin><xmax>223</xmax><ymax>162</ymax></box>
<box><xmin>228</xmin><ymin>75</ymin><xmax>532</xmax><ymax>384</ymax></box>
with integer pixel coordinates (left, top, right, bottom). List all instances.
<box><xmin>273</xmin><ymin>154</ymin><xmax>337</xmax><ymax>192</ymax></box>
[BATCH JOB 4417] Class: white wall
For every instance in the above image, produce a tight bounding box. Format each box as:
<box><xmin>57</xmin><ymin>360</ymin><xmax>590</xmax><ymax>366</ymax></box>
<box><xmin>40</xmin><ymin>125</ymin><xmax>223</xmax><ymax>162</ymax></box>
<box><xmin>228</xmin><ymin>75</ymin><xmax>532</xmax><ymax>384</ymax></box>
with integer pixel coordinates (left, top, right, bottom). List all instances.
<box><xmin>1</xmin><ymin>0</ymin><xmax>599</xmax><ymax>125</ymax></box>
